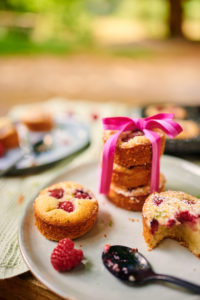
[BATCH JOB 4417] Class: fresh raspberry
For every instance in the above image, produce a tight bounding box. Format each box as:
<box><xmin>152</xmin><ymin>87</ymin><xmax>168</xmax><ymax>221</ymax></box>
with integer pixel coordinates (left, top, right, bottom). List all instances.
<box><xmin>49</xmin><ymin>188</ymin><xmax>64</xmax><ymax>199</ymax></box>
<box><xmin>58</xmin><ymin>201</ymin><xmax>74</xmax><ymax>213</ymax></box>
<box><xmin>154</xmin><ymin>195</ymin><xmax>163</xmax><ymax>206</ymax></box>
<box><xmin>122</xmin><ymin>130</ymin><xmax>144</xmax><ymax>142</ymax></box>
<box><xmin>74</xmin><ymin>189</ymin><xmax>92</xmax><ymax>199</ymax></box>
<box><xmin>150</xmin><ymin>219</ymin><xmax>159</xmax><ymax>234</ymax></box>
<box><xmin>51</xmin><ymin>238</ymin><xmax>83</xmax><ymax>272</ymax></box>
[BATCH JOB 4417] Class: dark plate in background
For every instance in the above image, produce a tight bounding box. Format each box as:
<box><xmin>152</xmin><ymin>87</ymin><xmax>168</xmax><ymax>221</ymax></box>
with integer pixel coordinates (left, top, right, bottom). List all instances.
<box><xmin>0</xmin><ymin>118</ymin><xmax>90</xmax><ymax>175</ymax></box>
<box><xmin>141</xmin><ymin>106</ymin><xmax>200</xmax><ymax>155</ymax></box>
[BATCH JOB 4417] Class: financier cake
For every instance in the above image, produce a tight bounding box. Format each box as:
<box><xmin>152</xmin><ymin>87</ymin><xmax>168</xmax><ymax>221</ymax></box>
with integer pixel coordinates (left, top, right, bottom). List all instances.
<box><xmin>103</xmin><ymin>129</ymin><xmax>165</xmax><ymax>168</ymax></box>
<box><xmin>108</xmin><ymin>174</ymin><xmax>166</xmax><ymax>211</ymax></box>
<box><xmin>112</xmin><ymin>163</ymin><xmax>152</xmax><ymax>189</ymax></box>
<box><xmin>0</xmin><ymin>117</ymin><xmax>19</xmax><ymax>150</ymax></box>
<box><xmin>21</xmin><ymin>108</ymin><xmax>54</xmax><ymax>132</ymax></box>
<box><xmin>34</xmin><ymin>181</ymin><xmax>98</xmax><ymax>241</ymax></box>
<box><xmin>143</xmin><ymin>191</ymin><xmax>200</xmax><ymax>257</ymax></box>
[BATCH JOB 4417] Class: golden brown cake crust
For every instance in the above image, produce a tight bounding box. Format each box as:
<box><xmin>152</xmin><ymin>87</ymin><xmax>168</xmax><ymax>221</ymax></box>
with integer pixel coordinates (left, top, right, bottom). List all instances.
<box><xmin>142</xmin><ymin>191</ymin><xmax>200</xmax><ymax>258</ymax></box>
<box><xmin>34</xmin><ymin>181</ymin><xmax>98</xmax><ymax>241</ymax></box>
<box><xmin>0</xmin><ymin>117</ymin><xmax>19</xmax><ymax>149</ymax></box>
<box><xmin>112</xmin><ymin>163</ymin><xmax>151</xmax><ymax>189</ymax></box>
<box><xmin>107</xmin><ymin>174</ymin><xmax>165</xmax><ymax>211</ymax></box>
<box><xmin>103</xmin><ymin>129</ymin><xmax>165</xmax><ymax>168</ymax></box>
<box><xmin>21</xmin><ymin>109</ymin><xmax>54</xmax><ymax>132</ymax></box>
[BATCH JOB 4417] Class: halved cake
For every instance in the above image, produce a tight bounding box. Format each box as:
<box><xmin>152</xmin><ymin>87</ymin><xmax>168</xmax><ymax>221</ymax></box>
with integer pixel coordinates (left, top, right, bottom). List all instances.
<box><xmin>143</xmin><ymin>191</ymin><xmax>200</xmax><ymax>257</ymax></box>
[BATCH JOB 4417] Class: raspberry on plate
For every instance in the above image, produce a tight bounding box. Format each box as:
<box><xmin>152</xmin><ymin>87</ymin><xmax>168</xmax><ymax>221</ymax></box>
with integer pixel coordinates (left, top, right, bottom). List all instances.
<box><xmin>51</xmin><ymin>238</ymin><xmax>83</xmax><ymax>272</ymax></box>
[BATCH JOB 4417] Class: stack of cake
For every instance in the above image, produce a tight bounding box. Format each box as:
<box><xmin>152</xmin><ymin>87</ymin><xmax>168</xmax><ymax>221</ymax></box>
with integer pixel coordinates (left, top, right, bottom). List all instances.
<box><xmin>103</xmin><ymin>128</ymin><xmax>166</xmax><ymax>211</ymax></box>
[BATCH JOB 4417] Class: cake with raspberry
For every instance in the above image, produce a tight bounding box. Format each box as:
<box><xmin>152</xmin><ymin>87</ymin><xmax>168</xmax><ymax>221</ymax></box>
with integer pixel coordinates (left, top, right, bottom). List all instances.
<box><xmin>143</xmin><ymin>191</ymin><xmax>200</xmax><ymax>257</ymax></box>
<box><xmin>34</xmin><ymin>181</ymin><xmax>98</xmax><ymax>241</ymax></box>
<box><xmin>103</xmin><ymin>129</ymin><xmax>165</xmax><ymax>168</ymax></box>
<box><xmin>145</xmin><ymin>104</ymin><xmax>187</xmax><ymax>120</ymax></box>
<box><xmin>0</xmin><ymin>117</ymin><xmax>19</xmax><ymax>150</ymax></box>
<box><xmin>108</xmin><ymin>174</ymin><xmax>166</xmax><ymax>211</ymax></box>
<box><xmin>112</xmin><ymin>163</ymin><xmax>151</xmax><ymax>189</ymax></box>
<box><xmin>21</xmin><ymin>108</ymin><xmax>54</xmax><ymax>132</ymax></box>
<box><xmin>168</xmin><ymin>120</ymin><xmax>199</xmax><ymax>140</ymax></box>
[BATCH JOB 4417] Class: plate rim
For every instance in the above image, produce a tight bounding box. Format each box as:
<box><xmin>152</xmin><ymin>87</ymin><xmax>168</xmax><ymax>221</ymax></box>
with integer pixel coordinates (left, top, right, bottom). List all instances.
<box><xmin>18</xmin><ymin>155</ymin><xmax>200</xmax><ymax>299</ymax></box>
<box><xmin>1</xmin><ymin>118</ymin><xmax>90</xmax><ymax>176</ymax></box>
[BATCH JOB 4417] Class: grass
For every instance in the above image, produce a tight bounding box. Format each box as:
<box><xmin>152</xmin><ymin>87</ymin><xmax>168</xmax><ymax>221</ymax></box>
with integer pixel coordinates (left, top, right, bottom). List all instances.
<box><xmin>0</xmin><ymin>31</ymin><xmax>84</xmax><ymax>55</ymax></box>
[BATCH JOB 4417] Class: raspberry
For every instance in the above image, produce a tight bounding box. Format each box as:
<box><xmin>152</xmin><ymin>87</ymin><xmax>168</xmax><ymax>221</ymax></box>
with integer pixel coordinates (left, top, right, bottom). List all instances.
<box><xmin>51</xmin><ymin>238</ymin><xmax>83</xmax><ymax>272</ymax></box>
<box><xmin>154</xmin><ymin>195</ymin><xmax>163</xmax><ymax>206</ymax></box>
<box><xmin>167</xmin><ymin>219</ymin><xmax>176</xmax><ymax>228</ymax></box>
<box><xmin>176</xmin><ymin>211</ymin><xmax>197</xmax><ymax>224</ymax></box>
<box><xmin>74</xmin><ymin>189</ymin><xmax>92</xmax><ymax>199</ymax></box>
<box><xmin>150</xmin><ymin>219</ymin><xmax>159</xmax><ymax>234</ymax></box>
<box><xmin>122</xmin><ymin>130</ymin><xmax>144</xmax><ymax>142</ymax></box>
<box><xmin>49</xmin><ymin>188</ymin><xmax>64</xmax><ymax>199</ymax></box>
<box><xmin>58</xmin><ymin>201</ymin><xmax>74</xmax><ymax>213</ymax></box>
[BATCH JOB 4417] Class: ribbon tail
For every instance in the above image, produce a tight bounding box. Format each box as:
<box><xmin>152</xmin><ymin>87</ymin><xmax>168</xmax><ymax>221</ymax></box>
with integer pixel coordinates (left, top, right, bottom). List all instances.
<box><xmin>99</xmin><ymin>131</ymin><xmax>121</xmax><ymax>194</ymax></box>
<box><xmin>143</xmin><ymin>130</ymin><xmax>161</xmax><ymax>193</ymax></box>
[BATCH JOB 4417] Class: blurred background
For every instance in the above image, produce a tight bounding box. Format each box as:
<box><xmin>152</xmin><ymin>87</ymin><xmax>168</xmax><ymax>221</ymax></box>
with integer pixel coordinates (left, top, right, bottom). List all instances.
<box><xmin>0</xmin><ymin>0</ymin><xmax>200</xmax><ymax>114</ymax></box>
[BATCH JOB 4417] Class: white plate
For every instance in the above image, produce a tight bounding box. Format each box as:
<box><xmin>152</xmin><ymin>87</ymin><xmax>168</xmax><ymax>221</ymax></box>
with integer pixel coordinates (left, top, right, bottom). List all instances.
<box><xmin>19</xmin><ymin>155</ymin><xmax>200</xmax><ymax>300</ymax></box>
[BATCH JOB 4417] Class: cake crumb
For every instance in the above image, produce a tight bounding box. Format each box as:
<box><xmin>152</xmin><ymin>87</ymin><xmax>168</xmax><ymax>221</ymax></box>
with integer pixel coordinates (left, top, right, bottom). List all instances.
<box><xmin>79</xmin><ymin>245</ymin><xmax>83</xmax><ymax>248</ymax></box>
<box><xmin>17</xmin><ymin>194</ymin><xmax>24</xmax><ymax>205</ymax></box>
<box><xmin>104</xmin><ymin>234</ymin><xmax>107</xmax><ymax>238</ymax></box>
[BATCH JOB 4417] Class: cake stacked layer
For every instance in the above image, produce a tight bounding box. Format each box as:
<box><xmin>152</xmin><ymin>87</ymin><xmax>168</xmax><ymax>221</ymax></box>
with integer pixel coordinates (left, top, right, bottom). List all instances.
<box><xmin>103</xmin><ymin>129</ymin><xmax>166</xmax><ymax>211</ymax></box>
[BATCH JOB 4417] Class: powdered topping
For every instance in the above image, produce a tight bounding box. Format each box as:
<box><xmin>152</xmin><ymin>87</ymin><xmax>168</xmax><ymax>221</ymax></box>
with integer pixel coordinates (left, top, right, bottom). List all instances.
<box><xmin>49</xmin><ymin>188</ymin><xmax>64</xmax><ymax>199</ymax></box>
<box><xmin>154</xmin><ymin>195</ymin><xmax>163</xmax><ymax>206</ymax></box>
<box><xmin>111</xmin><ymin>174</ymin><xmax>165</xmax><ymax>197</ymax></box>
<box><xmin>143</xmin><ymin>191</ymin><xmax>200</xmax><ymax>228</ymax></box>
<box><xmin>58</xmin><ymin>201</ymin><xmax>74</xmax><ymax>213</ymax></box>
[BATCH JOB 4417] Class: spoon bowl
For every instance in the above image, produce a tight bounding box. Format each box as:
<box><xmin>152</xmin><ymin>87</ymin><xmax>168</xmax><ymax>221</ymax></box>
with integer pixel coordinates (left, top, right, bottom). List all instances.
<box><xmin>102</xmin><ymin>245</ymin><xmax>200</xmax><ymax>294</ymax></box>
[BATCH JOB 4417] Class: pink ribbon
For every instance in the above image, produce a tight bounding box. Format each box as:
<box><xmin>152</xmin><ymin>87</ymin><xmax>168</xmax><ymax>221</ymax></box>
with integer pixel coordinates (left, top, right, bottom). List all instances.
<box><xmin>99</xmin><ymin>113</ymin><xmax>182</xmax><ymax>195</ymax></box>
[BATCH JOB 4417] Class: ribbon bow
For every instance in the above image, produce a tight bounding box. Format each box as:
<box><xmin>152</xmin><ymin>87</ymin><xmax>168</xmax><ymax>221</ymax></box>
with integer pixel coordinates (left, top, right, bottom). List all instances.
<box><xmin>99</xmin><ymin>113</ymin><xmax>182</xmax><ymax>195</ymax></box>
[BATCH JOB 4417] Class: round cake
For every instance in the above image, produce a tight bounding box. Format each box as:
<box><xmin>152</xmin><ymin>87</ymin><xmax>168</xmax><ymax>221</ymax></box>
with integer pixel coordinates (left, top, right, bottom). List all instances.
<box><xmin>107</xmin><ymin>174</ymin><xmax>166</xmax><ymax>211</ymax></box>
<box><xmin>112</xmin><ymin>163</ymin><xmax>151</xmax><ymax>189</ymax></box>
<box><xmin>168</xmin><ymin>120</ymin><xmax>199</xmax><ymax>140</ymax></box>
<box><xmin>145</xmin><ymin>104</ymin><xmax>187</xmax><ymax>120</ymax></box>
<box><xmin>0</xmin><ymin>117</ymin><xmax>19</xmax><ymax>150</ymax></box>
<box><xmin>34</xmin><ymin>181</ymin><xmax>98</xmax><ymax>241</ymax></box>
<box><xmin>142</xmin><ymin>191</ymin><xmax>200</xmax><ymax>257</ymax></box>
<box><xmin>103</xmin><ymin>129</ymin><xmax>165</xmax><ymax>168</ymax></box>
<box><xmin>21</xmin><ymin>108</ymin><xmax>54</xmax><ymax>132</ymax></box>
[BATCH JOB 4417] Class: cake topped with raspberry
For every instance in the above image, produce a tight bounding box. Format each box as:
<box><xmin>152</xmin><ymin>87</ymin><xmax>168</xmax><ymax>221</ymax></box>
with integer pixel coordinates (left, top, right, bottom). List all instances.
<box><xmin>0</xmin><ymin>117</ymin><xmax>19</xmax><ymax>150</ymax></box>
<box><xmin>34</xmin><ymin>181</ymin><xmax>98</xmax><ymax>241</ymax></box>
<box><xmin>103</xmin><ymin>129</ymin><xmax>165</xmax><ymax>148</ymax></box>
<box><xmin>143</xmin><ymin>191</ymin><xmax>200</xmax><ymax>257</ymax></box>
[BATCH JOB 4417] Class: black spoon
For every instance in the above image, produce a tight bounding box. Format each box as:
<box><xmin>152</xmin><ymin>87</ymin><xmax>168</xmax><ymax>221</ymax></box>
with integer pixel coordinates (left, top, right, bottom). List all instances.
<box><xmin>102</xmin><ymin>245</ymin><xmax>200</xmax><ymax>294</ymax></box>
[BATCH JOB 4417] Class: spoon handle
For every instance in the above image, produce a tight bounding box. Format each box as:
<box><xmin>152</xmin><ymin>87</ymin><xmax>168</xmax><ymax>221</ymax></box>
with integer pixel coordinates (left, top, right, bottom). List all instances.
<box><xmin>149</xmin><ymin>273</ymin><xmax>200</xmax><ymax>294</ymax></box>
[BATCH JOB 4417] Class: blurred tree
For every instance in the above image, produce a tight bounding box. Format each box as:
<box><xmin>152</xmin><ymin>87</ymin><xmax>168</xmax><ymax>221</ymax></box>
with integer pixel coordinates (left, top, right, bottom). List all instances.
<box><xmin>168</xmin><ymin>0</ymin><xmax>184</xmax><ymax>37</ymax></box>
